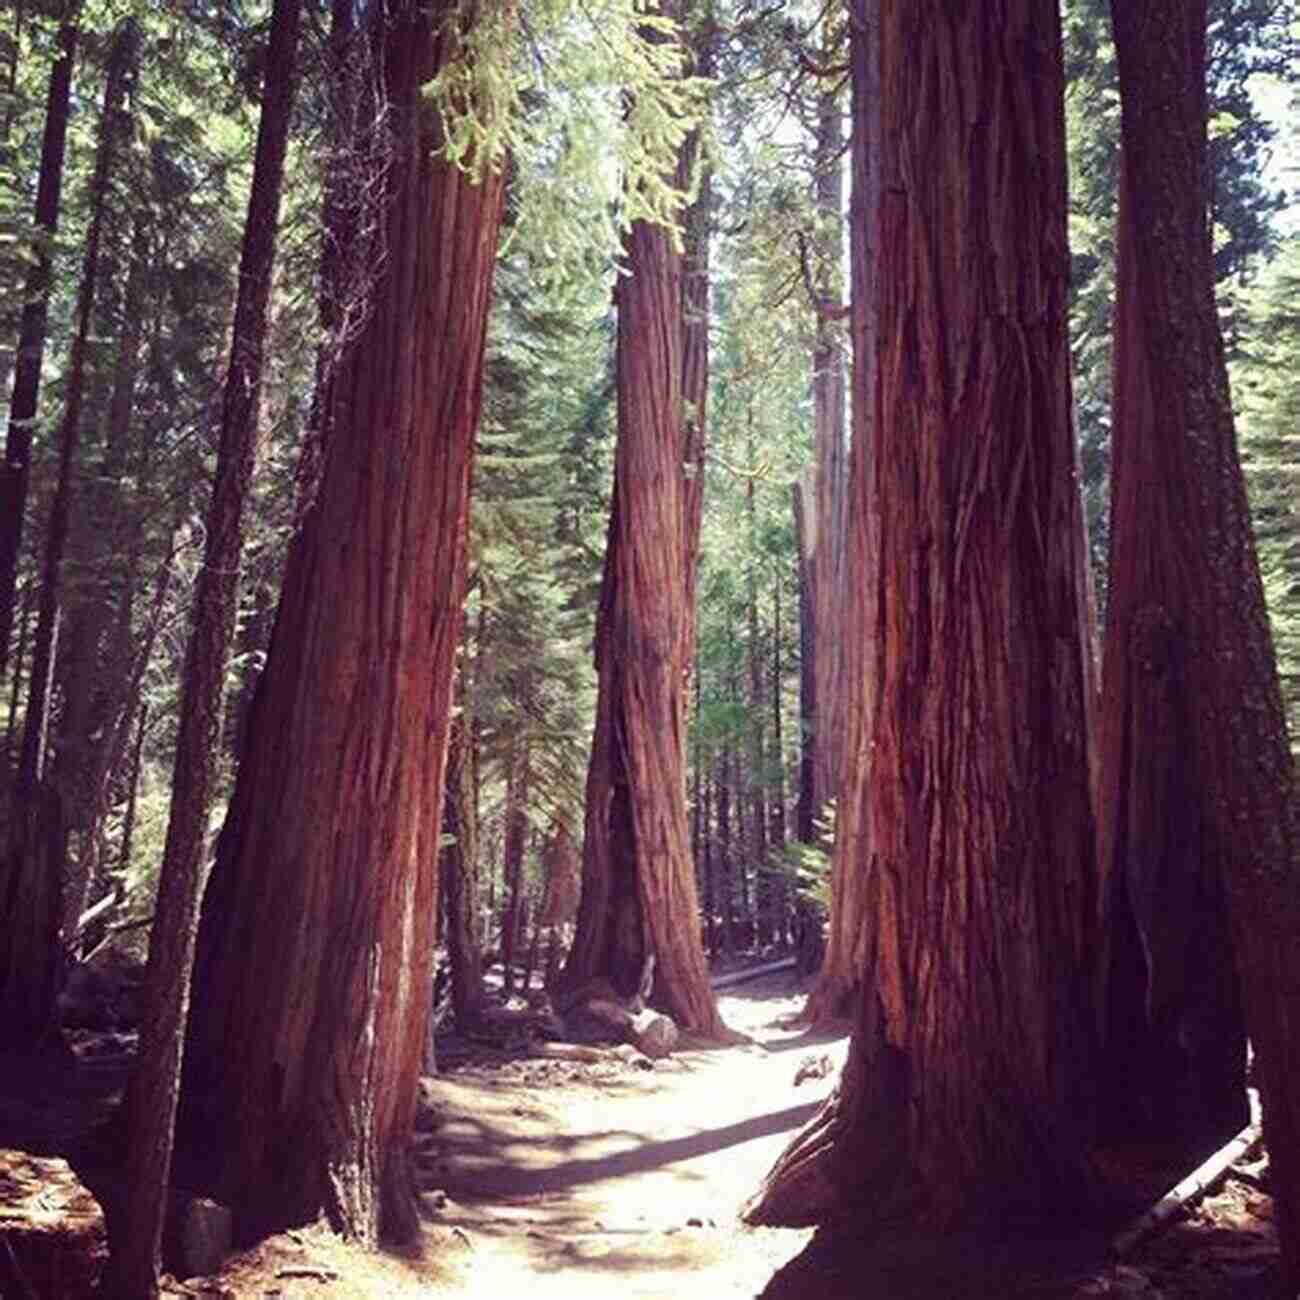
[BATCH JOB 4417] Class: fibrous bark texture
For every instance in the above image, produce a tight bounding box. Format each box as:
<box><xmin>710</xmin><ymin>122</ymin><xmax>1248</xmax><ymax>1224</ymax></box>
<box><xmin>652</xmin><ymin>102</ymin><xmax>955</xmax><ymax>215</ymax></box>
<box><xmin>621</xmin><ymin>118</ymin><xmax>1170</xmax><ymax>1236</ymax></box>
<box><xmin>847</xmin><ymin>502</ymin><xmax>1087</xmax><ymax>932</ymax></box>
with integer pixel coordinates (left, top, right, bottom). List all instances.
<box><xmin>801</xmin><ymin>0</ymin><xmax>876</xmax><ymax>1027</ymax></box>
<box><xmin>1096</xmin><ymin>154</ymin><xmax>1247</xmax><ymax>1146</ymax></box>
<box><xmin>561</xmin><ymin>14</ymin><xmax>724</xmax><ymax>1038</ymax></box>
<box><xmin>1109</xmin><ymin>1</ymin><xmax>1299</xmax><ymax>1284</ymax></box>
<box><xmin>748</xmin><ymin>0</ymin><xmax>1099</xmax><ymax>1230</ymax></box>
<box><xmin>177</xmin><ymin>0</ymin><xmax>506</xmax><ymax>1248</ymax></box>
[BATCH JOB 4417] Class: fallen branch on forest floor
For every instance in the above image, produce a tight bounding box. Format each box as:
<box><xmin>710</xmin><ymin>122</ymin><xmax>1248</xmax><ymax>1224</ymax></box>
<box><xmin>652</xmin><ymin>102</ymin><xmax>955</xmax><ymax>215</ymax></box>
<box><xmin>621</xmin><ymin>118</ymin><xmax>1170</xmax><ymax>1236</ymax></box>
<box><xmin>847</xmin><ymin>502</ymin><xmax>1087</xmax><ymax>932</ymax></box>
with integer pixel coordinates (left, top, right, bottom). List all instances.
<box><xmin>527</xmin><ymin>1041</ymin><xmax>613</xmax><ymax>1065</ymax></box>
<box><xmin>1111</xmin><ymin>1091</ymin><xmax>1263</xmax><ymax>1257</ymax></box>
<box><xmin>710</xmin><ymin>958</ymin><xmax>797</xmax><ymax>990</ymax></box>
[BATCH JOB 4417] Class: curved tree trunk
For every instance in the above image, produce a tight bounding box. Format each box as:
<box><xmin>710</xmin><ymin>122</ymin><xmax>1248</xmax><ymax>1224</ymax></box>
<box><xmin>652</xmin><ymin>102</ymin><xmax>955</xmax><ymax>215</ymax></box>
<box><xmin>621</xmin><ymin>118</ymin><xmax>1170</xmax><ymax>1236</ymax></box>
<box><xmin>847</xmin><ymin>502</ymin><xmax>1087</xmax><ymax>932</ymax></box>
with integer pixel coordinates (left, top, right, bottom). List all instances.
<box><xmin>1108</xmin><ymin>1</ymin><xmax>1300</xmax><ymax>1285</ymax></box>
<box><xmin>748</xmin><ymin>0</ymin><xmax>1099</xmax><ymax>1230</ymax></box>
<box><xmin>560</xmin><ymin>7</ymin><xmax>725</xmax><ymax>1039</ymax></box>
<box><xmin>177</xmin><ymin>0</ymin><xmax>507</xmax><ymax>1248</ymax></box>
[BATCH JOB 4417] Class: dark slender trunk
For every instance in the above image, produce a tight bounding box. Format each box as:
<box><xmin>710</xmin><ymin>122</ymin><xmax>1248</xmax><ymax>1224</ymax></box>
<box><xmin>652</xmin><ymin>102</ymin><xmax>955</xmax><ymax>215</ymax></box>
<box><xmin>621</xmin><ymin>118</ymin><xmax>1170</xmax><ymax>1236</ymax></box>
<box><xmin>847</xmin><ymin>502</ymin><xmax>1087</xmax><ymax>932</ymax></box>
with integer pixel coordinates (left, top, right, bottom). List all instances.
<box><xmin>717</xmin><ymin>745</ymin><xmax>734</xmax><ymax>955</ymax></box>
<box><xmin>106</xmin><ymin>0</ymin><xmax>306</xmax><ymax>1288</ymax></box>
<box><xmin>501</xmin><ymin>737</ymin><xmax>530</xmax><ymax>997</ymax></box>
<box><xmin>0</xmin><ymin>17</ymin><xmax>137</xmax><ymax>1050</ymax></box>
<box><xmin>0</xmin><ymin>2</ymin><xmax>80</xmax><ymax>676</ymax></box>
<box><xmin>745</xmin><ymin>414</ymin><xmax>769</xmax><ymax>947</ymax></box>
<box><xmin>5</xmin><ymin>578</ymin><xmax>33</xmax><ymax>760</ymax></box>
<box><xmin>770</xmin><ymin>570</ymin><xmax>787</xmax><ymax>945</ymax></box>
<box><xmin>793</xmin><ymin>480</ymin><xmax>816</xmax><ymax>845</ymax></box>
<box><xmin>440</xmin><ymin>708</ymin><xmax>483</xmax><ymax>1028</ymax></box>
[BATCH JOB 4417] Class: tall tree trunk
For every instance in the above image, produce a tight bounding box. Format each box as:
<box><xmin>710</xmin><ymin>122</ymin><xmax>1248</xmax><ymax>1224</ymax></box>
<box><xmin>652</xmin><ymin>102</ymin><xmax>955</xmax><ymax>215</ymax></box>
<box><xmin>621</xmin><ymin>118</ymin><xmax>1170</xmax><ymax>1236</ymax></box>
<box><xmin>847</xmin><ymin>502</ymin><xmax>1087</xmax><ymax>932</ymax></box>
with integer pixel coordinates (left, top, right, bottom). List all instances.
<box><xmin>105</xmin><ymin>0</ymin><xmax>305</xmax><ymax>1287</ymax></box>
<box><xmin>54</xmin><ymin>219</ymin><xmax>151</xmax><ymax>947</ymax></box>
<box><xmin>717</xmin><ymin>743</ymin><xmax>734</xmax><ymax>955</ymax></box>
<box><xmin>440</xmin><ymin>707</ymin><xmax>484</xmax><ymax>1028</ymax></box>
<box><xmin>809</xmin><ymin>71</ymin><xmax>849</xmax><ymax>823</ymax></box>
<box><xmin>793</xmin><ymin>479</ymin><xmax>816</xmax><ymax>845</ymax></box>
<box><xmin>0</xmin><ymin>17</ymin><xmax>137</xmax><ymax>1051</ymax></box>
<box><xmin>745</xmin><ymin>423</ymin><xmax>769</xmax><ymax>948</ymax></box>
<box><xmin>501</xmin><ymin>734</ymin><xmax>530</xmax><ymax>997</ymax></box>
<box><xmin>1108</xmin><ymin>1</ymin><xmax>1300</xmax><ymax>1284</ymax></box>
<box><xmin>801</xmin><ymin>0</ymin><xmax>876</xmax><ymax>1025</ymax></box>
<box><xmin>560</xmin><ymin>6</ymin><xmax>724</xmax><ymax>1038</ymax></box>
<box><xmin>1095</xmin><ymin>154</ymin><xmax>1247</xmax><ymax>1146</ymax></box>
<box><xmin>748</xmin><ymin>0</ymin><xmax>1099</xmax><ymax>1230</ymax></box>
<box><xmin>0</xmin><ymin>0</ymin><xmax>79</xmax><ymax>677</ymax></box>
<box><xmin>177</xmin><ymin>0</ymin><xmax>507</xmax><ymax>1248</ymax></box>
<box><xmin>700</xmin><ymin>770</ymin><xmax>715</xmax><ymax>956</ymax></box>
<box><xmin>5</xmin><ymin>577</ymin><xmax>33</xmax><ymax>759</ymax></box>
<box><xmin>769</xmin><ymin>571</ymin><xmax>787</xmax><ymax>945</ymax></box>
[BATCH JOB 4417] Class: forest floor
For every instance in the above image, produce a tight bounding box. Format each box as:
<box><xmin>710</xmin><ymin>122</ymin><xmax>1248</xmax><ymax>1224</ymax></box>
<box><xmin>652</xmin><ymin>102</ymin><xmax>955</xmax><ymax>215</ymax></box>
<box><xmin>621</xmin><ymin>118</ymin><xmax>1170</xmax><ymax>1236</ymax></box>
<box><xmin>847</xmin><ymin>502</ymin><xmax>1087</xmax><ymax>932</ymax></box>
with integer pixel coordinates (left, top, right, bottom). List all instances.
<box><xmin>0</xmin><ymin>967</ymin><xmax>1287</xmax><ymax>1298</ymax></box>
<box><xmin>186</xmin><ymin>968</ymin><xmax>1286</xmax><ymax>1299</ymax></box>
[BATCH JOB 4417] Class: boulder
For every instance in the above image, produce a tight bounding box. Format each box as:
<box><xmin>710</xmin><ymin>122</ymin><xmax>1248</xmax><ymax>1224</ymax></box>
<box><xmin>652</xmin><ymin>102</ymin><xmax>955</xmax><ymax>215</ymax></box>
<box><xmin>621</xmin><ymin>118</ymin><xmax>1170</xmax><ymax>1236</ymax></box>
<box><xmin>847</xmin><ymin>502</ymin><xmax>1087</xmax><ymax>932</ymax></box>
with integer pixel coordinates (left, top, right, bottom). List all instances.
<box><xmin>179</xmin><ymin>1196</ymin><xmax>233</xmax><ymax>1280</ymax></box>
<box><xmin>59</xmin><ymin>947</ymin><xmax>145</xmax><ymax>1030</ymax></box>
<box><xmin>0</xmin><ymin>1150</ymin><xmax>105</xmax><ymax>1299</ymax></box>
<box><xmin>628</xmin><ymin>1009</ymin><xmax>678</xmax><ymax>1060</ymax></box>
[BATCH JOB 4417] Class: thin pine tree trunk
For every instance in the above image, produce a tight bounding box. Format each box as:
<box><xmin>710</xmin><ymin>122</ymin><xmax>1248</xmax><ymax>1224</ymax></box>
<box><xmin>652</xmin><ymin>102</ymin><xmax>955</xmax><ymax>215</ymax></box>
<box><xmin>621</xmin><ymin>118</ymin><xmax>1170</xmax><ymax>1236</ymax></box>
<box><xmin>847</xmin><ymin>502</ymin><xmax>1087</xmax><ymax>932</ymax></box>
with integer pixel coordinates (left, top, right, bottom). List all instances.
<box><xmin>0</xmin><ymin>18</ymin><xmax>136</xmax><ymax>1050</ymax></box>
<box><xmin>104</xmin><ymin>0</ymin><xmax>306</xmax><ymax>1287</ymax></box>
<box><xmin>0</xmin><ymin>1</ymin><xmax>80</xmax><ymax>676</ymax></box>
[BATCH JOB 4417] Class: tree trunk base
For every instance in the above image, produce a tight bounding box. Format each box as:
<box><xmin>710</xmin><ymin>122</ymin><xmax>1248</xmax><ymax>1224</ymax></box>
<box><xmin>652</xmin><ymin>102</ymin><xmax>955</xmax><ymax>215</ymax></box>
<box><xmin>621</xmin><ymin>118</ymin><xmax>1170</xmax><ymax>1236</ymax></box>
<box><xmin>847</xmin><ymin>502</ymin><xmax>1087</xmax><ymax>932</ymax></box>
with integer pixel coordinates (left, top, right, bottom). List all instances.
<box><xmin>796</xmin><ymin>971</ymin><xmax>859</xmax><ymax>1030</ymax></box>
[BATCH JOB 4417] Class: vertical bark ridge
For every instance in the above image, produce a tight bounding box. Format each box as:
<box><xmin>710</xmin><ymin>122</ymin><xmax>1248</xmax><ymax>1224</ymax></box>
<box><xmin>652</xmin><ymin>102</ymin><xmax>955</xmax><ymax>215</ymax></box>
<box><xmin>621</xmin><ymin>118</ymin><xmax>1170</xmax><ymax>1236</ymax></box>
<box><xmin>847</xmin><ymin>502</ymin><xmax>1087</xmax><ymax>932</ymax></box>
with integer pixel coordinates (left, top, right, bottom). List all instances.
<box><xmin>750</xmin><ymin>0</ymin><xmax>1098</xmax><ymax>1230</ymax></box>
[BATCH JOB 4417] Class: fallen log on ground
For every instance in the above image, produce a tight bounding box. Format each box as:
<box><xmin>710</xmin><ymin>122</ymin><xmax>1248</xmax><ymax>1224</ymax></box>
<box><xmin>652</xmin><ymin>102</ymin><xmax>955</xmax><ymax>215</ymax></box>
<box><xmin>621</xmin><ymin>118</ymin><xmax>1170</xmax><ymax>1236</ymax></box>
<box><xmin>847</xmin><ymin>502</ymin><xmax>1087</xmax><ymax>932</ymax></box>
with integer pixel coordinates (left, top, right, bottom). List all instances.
<box><xmin>1112</xmin><ymin>1090</ymin><xmax>1264</xmax><ymax>1257</ymax></box>
<box><xmin>709</xmin><ymin>958</ymin><xmax>797</xmax><ymax>991</ymax></box>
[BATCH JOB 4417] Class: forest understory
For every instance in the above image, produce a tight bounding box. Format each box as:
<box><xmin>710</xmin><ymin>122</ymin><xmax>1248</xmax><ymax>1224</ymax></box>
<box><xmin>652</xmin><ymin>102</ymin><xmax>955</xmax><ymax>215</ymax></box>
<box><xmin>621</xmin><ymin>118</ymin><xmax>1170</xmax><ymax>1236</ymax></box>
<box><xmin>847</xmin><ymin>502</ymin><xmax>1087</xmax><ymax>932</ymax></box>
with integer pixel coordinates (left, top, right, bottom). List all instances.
<box><xmin>0</xmin><ymin>967</ymin><xmax>1286</xmax><ymax>1299</ymax></box>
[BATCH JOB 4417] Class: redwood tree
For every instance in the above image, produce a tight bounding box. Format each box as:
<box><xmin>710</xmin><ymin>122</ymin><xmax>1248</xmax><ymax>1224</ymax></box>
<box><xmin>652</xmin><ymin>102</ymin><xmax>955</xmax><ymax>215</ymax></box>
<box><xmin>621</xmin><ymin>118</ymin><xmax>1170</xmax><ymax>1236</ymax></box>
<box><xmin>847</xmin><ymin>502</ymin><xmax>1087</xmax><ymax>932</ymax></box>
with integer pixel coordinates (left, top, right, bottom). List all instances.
<box><xmin>747</xmin><ymin>0</ymin><xmax>1099</xmax><ymax>1229</ymax></box>
<box><xmin>1095</xmin><ymin>150</ymin><xmax>1247</xmax><ymax>1147</ymax></box>
<box><xmin>800</xmin><ymin>0</ymin><xmax>875</xmax><ymax>1026</ymax></box>
<box><xmin>176</xmin><ymin>0</ymin><xmax>508</xmax><ymax>1246</ymax></box>
<box><xmin>1108</xmin><ymin>0</ymin><xmax>1300</xmax><ymax>1283</ymax></box>
<box><xmin>560</xmin><ymin>5</ymin><xmax>725</xmax><ymax>1038</ymax></box>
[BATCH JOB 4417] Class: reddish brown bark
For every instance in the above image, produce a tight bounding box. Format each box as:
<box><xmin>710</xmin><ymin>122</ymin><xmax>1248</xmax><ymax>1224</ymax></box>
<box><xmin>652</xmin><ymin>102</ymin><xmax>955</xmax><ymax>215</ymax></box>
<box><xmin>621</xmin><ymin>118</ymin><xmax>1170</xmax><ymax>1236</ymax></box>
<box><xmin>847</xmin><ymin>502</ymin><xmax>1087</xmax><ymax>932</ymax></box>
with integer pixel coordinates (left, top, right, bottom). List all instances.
<box><xmin>1096</xmin><ymin>153</ymin><xmax>1247</xmax><ymax>1146</ymax></box>
<box><xmin>177</xmin><ymin>0</ymin><xmax>507</xmax><ymax>1247</ymax></box>
<box><xmin>748</xmin><ymin>0</ymin><xmax>1099</xmax><ymax>1230</ymax></box>
<box><xmin>561</xmin><ymin>9</ymin><xmax>725</xmax><ymax>1039</ymax></box>
<box><xmin>1109</xmin><ymin>1</ymin><xmax>1300</xmax><ymax>1283</ymax></box>
<box><xmin>800</xmin><ymin>0</ymin><xmax>876</xmax><ymax>1027</ymax></box>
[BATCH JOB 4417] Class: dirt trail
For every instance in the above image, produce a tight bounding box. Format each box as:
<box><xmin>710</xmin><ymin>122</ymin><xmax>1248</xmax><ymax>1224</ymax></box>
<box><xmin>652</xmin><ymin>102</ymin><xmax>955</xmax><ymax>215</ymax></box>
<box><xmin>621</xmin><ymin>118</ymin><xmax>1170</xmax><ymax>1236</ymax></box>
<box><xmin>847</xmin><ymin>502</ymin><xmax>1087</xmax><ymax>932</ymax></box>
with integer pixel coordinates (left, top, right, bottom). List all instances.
<box><xmin>417</xmin><ymin>971</ymin><xmax>844</xmax><ymax>1299</ymax></box>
